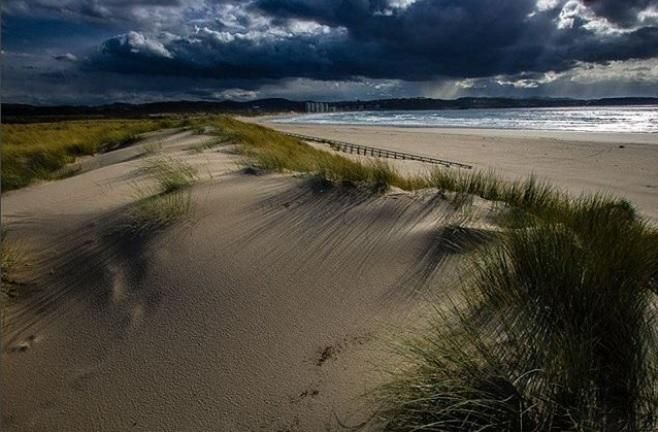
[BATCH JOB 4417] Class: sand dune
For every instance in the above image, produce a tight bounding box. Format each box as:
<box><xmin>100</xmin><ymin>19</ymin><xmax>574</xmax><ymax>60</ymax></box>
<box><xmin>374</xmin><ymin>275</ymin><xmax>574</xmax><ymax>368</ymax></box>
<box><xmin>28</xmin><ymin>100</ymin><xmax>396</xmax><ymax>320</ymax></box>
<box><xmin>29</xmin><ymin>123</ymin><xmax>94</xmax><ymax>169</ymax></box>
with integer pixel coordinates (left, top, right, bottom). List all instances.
<box><xmin>1</xmin><ymin>129</ymin><xmax>493</xmax><ymax>431</ymax></box>
<box><xmin>254</xmin><ymin>120</ymin><xmax>658</xmax><ymax>222</ymax></box>
<box><xmin>6</xmin><ymin>121</ymin><xmax>652</xmax><ymax>430</ymax></box>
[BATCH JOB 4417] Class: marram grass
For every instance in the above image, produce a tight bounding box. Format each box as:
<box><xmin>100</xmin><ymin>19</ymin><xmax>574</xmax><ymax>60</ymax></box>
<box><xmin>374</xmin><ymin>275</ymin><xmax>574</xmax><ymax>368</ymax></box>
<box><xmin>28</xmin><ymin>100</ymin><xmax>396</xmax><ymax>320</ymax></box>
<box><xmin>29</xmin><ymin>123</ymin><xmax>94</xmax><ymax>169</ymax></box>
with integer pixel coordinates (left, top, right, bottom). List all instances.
<box><xmin>2</xmin><ymin>118</ymin><xmax>185</xmax><ymax>190</ymax></box>
<box><xmin>118</xmin><ymin>157</ymin><xmax>198</xmax><ymax>237</ymax></box>
<box><xmin>141</xmin><ymin>156</ymin><xmax>199</xmax><ymax>194</ymax></box>
<box><xmin>120</xmin><ymin>191</ymin><xmax>193</xmax><ymax>237</ymax></box>
<box><xmin>375</xmin><ymin>197</ymin><xmax>658</xmax><ymax>431</ymax></box>
<box><xmin>0</xmin><ymin>229</ymin><xmax>28</xmax><ymax>307</ymax></box>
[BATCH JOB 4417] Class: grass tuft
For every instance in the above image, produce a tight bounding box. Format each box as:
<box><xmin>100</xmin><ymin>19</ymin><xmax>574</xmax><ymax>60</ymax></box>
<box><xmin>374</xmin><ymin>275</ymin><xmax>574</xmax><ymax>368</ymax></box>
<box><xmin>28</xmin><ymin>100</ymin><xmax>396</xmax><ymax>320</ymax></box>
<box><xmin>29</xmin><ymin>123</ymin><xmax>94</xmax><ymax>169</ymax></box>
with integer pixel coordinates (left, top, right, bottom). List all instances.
<box><xmin>142</xmin><ymin>141</ymin><xmax>163</xmax><ymax>156</ymax></box>
<box><xmin>1</xmin><ymin>230</ymin><xmax>28</xmax><ymax>306</ymax></box>
<box><xmin>117</xmin><ymin>157</ymin><xmax>198</xmax><ymax>237</ymax></box>
<box><xmin>377</xmin><ymin>187</ymin><xmax>658</xmax><ymax>431</ymax></box>
<box><xmin>189</xmin><ymin>132</ymin><xmax>237</xmax><ymax>153</ymax></box>
<box><xmin>204</xmin><ymin>116</ymin><xmax>431</xmax><ymax>193</ymax></box>
<box><xmin>120</xmin><ymin>191</ymin><xmax>193</xmax><ymax>237</ymax></box>
<box><xmin>141</xmin><ymin>156</ymin><xmax>198</xmax><ymax>194</ymax></box>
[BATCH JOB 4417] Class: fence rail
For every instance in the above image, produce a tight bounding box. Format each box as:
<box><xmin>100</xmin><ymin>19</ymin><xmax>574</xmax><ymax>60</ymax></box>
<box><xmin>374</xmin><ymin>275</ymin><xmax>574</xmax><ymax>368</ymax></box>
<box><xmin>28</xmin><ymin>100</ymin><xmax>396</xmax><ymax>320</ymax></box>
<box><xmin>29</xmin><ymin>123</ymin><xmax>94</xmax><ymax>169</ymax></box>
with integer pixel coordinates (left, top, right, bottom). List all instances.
<box><xmin>286</xmin><ymin>132</ymin><xmax>472</xmax><ymax>169</ymax></box>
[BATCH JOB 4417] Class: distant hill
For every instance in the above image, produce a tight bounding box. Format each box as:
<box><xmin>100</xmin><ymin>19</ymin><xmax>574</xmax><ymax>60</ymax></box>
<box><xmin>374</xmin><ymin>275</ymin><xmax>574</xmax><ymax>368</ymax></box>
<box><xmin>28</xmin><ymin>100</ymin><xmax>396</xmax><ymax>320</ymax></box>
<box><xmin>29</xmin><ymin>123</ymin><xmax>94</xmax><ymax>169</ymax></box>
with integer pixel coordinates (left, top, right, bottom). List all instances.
<box><xmin>2</xmin><ymin>99</ymin><xmax>305</xmax><ymax>122</ymax></box>
<box><xmin>3</xmin><ymin>97</ymin><xmax>657</xmax><ymax>122</ymax></box>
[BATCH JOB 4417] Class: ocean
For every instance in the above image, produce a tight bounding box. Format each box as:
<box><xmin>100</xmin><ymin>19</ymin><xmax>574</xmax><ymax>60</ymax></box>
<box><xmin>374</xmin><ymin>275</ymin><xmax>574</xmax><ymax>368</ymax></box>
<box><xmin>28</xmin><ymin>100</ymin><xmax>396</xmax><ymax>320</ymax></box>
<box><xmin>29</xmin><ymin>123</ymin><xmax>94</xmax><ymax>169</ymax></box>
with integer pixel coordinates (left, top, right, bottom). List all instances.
<box><xmin>275</xmin><ymin>105</ymin><xmax>658</xmax><ymax>134</ymax></box>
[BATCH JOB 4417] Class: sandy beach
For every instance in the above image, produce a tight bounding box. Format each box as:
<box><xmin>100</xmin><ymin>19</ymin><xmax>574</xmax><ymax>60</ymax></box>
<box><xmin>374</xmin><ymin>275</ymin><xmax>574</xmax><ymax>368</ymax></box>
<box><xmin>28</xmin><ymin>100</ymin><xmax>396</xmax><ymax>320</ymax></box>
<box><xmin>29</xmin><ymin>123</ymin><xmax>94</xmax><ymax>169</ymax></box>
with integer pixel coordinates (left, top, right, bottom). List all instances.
<box><xmin>254</xmin><ymin>118</ymin><xmax>658</xmax><ymax>222</ymax></box>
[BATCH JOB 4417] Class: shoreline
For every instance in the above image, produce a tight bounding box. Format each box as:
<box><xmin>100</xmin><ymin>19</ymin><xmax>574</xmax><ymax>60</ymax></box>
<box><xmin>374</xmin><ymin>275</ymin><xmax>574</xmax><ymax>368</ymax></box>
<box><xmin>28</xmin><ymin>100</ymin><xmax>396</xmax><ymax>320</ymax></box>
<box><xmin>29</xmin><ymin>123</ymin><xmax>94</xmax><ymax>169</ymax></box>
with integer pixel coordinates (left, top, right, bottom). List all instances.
<box><xmin>252</xmin><ymin>115</ymin><xmax>658</xmax><ymax>146</ymax></box>
<box><xmin>249</xmin><ymin>117</ymin><xmax>658</xmax><ymax>221</ymax></box>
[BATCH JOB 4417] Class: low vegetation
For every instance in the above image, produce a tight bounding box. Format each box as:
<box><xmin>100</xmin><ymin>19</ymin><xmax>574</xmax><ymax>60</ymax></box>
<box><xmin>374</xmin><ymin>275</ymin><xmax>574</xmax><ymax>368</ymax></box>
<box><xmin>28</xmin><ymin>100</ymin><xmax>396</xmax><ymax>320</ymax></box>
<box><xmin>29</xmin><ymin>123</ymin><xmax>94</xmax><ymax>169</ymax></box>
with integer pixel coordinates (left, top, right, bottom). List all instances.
<box><xmin>2</xmin><ymin>115</ymin><xmax>416</xmax><ymax>193</ymax></box>
<box><xmin>119</xmin><ymin>157</ymin><xmax>198</xmax><ymax>237</ymax></box>
<box><xmin>141</xmin><ymin>156</ymin><xmax>199</xmax><ymax>194</ymax></box>
<box><xmin>142</xmin><ymin>141</ymin><xmax>164</xmax><ymax>156</ymax></box>
<box><xmin>200</xmin><ymin>117</ymin><xmax>419</xmax><ymax>192</ymax></box>
<box><xmin>194</xmin><ymin>118</ymin><xmax>569</xmax><ymax>203</ymax></box>
<box><xmin>375</xmin><ymin>194</ymin><xmax>658</xmax><ymax>430</ymax></box>
<box><xmin>189</xmin><ymin>131</ymin><xmax>237</xmax><ymax>153</ymax></box>
<box><xmin>121</xmin><ymin>191</ymin><xmax>194</xmax><ymax>237</ymax></box>
<box><xmin>2</xmin><ymin>118</ymin><xmax>185</xmax><ymax>190</ymax></box>
<box><xmin>1</xmin><ymin>230</ymin><xmax>27</xmax><ymax>306</ymax></box>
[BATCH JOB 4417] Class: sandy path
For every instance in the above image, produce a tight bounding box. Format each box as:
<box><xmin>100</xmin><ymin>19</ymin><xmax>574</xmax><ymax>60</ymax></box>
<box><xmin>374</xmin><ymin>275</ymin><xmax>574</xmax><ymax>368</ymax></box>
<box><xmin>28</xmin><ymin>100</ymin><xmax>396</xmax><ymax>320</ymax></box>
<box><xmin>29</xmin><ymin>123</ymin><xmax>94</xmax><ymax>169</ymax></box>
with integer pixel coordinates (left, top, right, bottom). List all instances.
<box><xmin>254</xmin><ymin>121</ymin><xmax>658</xmax><ymax>222</ymax></box>
<box><xmin>1</xmin><ymin>128</ymin><xmax>483</xmax><ymax>431</ymax></box>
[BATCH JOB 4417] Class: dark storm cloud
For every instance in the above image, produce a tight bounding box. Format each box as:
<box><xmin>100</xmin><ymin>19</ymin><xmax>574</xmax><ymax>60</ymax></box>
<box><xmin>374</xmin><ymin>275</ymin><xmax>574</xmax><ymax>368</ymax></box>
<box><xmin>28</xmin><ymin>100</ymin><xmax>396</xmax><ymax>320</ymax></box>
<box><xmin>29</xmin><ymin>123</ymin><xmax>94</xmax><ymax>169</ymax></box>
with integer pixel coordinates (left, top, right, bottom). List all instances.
<box><xmin>4</xmin><ymin>0</ymin><xmax>658</xmax><ymax>103</ymax></box>
<box><xmin>582</xmin><ymin>0</ymin><xmax>658</xmax><ymax>26</ymax></box>
<box><xmin>2</xmin><ymin>0</ymin><xmax>219</xmax><ymax>33</ymax></box>
<box><xmin>3</xmin><ymin>0</ymin><xmax>185</xmax><ymax>23</ymax></box>
<box><xmin>84</xmin><ymin>0</ymin><xmax>658</xmax><ymax>82</ymax></box>
<box><xmin>88</xmin><ymin>29</ymin><xmax>391</xmax><ymax>80</ymax></box>
<box><xmin>254</xmin><ymin>0</ymin><xmax>540</xmax><ymax>74</ymax></box>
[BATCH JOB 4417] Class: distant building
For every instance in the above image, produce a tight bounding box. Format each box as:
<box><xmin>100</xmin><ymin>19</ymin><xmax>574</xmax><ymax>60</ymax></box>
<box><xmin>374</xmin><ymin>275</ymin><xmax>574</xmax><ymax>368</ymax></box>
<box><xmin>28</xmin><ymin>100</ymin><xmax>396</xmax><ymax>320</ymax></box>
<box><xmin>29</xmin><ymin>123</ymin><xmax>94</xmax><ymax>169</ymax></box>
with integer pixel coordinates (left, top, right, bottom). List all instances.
<box><xmin>305</xmin><ymin>102</ymin><xmax>332</xmax><ymax>113</ymax></box>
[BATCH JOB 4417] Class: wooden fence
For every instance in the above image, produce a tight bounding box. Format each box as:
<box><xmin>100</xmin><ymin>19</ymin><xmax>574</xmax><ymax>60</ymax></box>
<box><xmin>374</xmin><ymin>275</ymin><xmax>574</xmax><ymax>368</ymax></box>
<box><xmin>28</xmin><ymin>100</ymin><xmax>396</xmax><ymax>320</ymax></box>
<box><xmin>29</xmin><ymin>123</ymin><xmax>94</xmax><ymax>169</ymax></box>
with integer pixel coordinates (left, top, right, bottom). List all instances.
<box><xmin>286</xmin><ymin>132</ymin><xmax>472</xmax><ymax>169</ymax></box>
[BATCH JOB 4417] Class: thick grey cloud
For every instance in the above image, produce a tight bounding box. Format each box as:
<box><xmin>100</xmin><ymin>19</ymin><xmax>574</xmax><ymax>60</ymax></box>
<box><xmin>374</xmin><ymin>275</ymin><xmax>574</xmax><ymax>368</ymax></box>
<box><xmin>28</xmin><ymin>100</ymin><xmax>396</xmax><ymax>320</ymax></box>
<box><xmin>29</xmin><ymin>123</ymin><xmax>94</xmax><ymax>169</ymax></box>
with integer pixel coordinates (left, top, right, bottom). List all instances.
<box><xmin>2</xmin><ymin>0</ymin><xmax>214</xmax><ymax>30</ymax></box>
<box><xmin>85</xmin><ymin>0</ymin><xmax>658</xmax><ymax>82</ymax></box>
<box><xmin>4</xmin><ymin>0</ymin><xmax>184</xmax><ymax>20</ymax></box>
<box><xmin>3</xmin><ymin>0</ymin><xmax>658</xmax><ymax>103</ymax></box>
<box><xmin>582</xmin><ymin>0</ymin><xmax>658</xmax><ymax>27</ymax></box>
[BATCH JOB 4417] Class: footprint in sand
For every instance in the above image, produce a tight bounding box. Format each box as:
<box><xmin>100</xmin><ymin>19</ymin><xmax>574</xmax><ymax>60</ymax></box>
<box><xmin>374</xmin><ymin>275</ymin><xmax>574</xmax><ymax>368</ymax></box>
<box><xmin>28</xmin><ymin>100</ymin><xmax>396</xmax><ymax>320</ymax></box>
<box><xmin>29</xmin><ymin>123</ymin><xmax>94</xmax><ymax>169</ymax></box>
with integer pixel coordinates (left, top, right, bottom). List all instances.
<box><xmin>108</xmin><ymin>263</ymin><xmax>147</xmax><ymax>333</ymax></box>
<box><xmin>315</xmin><ymin>333</ymin><xmax>373</xmax><ymax>366</ymax></box>
<box><xmin>11</xmin><ymin>334</ymin><xmax>41</xmax><ymax>353</ymax></box>
<box><xmin>129</xmin><ymin>304</ymin><xmax>145</xmax><ymax>328</ymax></box>
<box><xmin>289</xmin><ymin>388</ymin><xmax>320</xmax><ymax>404</ymax></box>
<box><xmin>109</xmin><ymin>263</ymin><xmax>128</xmax><ymax>305</ymax></box>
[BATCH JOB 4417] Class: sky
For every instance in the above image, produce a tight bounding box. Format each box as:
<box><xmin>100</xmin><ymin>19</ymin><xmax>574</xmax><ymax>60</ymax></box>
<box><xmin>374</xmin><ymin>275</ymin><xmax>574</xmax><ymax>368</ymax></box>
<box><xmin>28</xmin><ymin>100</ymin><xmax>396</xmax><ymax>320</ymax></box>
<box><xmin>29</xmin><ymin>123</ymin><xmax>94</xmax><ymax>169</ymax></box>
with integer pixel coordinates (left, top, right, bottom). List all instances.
<box><xmin>3</xmin><ymin>0</ymin><xmax>658</xmax><ymax>105</ymax></box>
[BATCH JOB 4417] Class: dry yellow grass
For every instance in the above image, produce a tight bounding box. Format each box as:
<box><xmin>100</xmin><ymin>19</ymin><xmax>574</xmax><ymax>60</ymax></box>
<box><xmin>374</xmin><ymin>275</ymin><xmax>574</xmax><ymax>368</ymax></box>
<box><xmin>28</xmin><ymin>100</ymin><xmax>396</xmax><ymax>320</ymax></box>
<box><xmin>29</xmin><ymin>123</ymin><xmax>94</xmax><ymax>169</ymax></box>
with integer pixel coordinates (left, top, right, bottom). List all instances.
<box><xmin>2</xmin><ymin>118</ymin><xmax>184</xmax><ymax>190</ymax></box>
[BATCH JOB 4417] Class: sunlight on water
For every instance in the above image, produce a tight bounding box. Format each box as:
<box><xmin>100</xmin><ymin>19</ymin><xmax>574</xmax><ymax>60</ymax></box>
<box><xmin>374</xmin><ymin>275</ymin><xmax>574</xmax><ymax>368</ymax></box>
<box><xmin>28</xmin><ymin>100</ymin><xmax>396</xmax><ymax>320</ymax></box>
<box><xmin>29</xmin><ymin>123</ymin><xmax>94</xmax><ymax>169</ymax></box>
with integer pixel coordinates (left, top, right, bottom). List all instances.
<box><xmin>277</xmin><ymin>106</ymin><xmax>658</xmax><ymax>133</ymax></box>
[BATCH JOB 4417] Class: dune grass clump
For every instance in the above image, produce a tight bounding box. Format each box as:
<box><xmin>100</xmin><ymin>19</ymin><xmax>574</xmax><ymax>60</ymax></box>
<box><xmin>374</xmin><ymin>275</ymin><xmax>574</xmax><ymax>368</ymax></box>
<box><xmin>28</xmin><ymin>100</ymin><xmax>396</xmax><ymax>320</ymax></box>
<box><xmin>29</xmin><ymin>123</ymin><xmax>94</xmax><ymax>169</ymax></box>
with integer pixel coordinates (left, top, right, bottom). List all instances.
<box><xmin>189</xmin><ymin>131</ymin><xmax>238</xmax><ymax>153</ymax></box>
<box><xmin>141</xmin><ymin>156</ymin><xmax>198</xmax><ymax>194</ymax></box>
<box><xmin>212</xmin><ymin>116</ymin><xmax>570</xmax><ymax>203</ymax></box>
<box><xmin>142</xmin><ymin>141</ymin><xmax>164</xmax><ymax>156</ymax></box>
<box><xmin>119</xmin><ymin>157</ymin><xmax>198</xmax><ymax>237</ymax></box>
<box><xmin>1</xmin><ymin>115</ymin><xmax>429</xmax><ymax>194</ymax></box>
<box><xmin>430</xmin><ymin>168</ymin><xmax>561</xmax><ymax>213</ymax></box>
<box><xmin>122</xmin><ymin>192</ymin><xmax>193</xmax><ymax>236</ymax></box>
<box><xmin>2</xmin><ymin>118</ymin><xmax>183</xmax><ymax>190</ymax></box>
<box><xmin>247</xmin><ymin>144</ymin><xmax>406</xmax><ymax>192</ymax></box>
<box><xmin>1</xmin><ymin>230</ymin><xmax>27</xmax><ymax>306</ymax></box>
<box><xmin>377</xmin><ymin>193</ymin><xmax>658</xmax><ymax>431</ymax></box>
